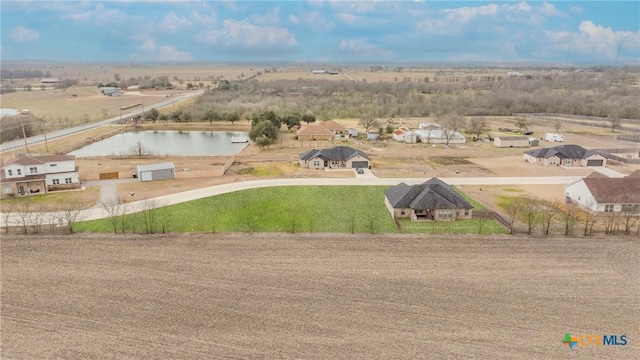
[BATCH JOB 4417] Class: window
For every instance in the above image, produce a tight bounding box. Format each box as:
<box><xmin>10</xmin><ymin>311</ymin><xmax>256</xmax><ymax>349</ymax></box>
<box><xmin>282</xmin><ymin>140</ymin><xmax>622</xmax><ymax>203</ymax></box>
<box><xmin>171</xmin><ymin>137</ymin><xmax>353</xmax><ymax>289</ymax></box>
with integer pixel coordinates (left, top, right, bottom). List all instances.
<box><xmin>30</xmin><ymin>167</ymin><xmax>37</xmax><ymax>174</ymax></box>
<box><xmin>464</xmin><ymin>209</ymin><xmax>470</xmax><ymax>216</ymax></box>
<box><xmin>440</xmin><ymin>210</ymin><xmax>453</xmax><ymax>218</ymax></box>
<box><xmin>3</xmin><ymin>186</ymin><xmax>12</xmax><ymax>195</ymax></box>
<box><xmin>65</xmin><ymin>178</ymin><xmax>72</xmax><ymax>184</ymax></box>
<box><xmin>604</xmin><ymin>204</ymin><xmax>614</xmax><ymax>213</ymax></box>
<box><xmin>7</xmin><ymin>170</ymin><xmax>12</xmax><ymax>176</ymax></box>
<box><xmin>50</xmin><ymin>163</ymin><xmax>57</xmax><ymax>167</ymax></box>
<box><xmin>17</xmin><ymin>169</ymin><xmax>21</xmax><ymax>175</ymax></box>
<box><xmin>52</xmin><ymin>179</ymin><xmax>60</xmax><ymax>185</ymax></box>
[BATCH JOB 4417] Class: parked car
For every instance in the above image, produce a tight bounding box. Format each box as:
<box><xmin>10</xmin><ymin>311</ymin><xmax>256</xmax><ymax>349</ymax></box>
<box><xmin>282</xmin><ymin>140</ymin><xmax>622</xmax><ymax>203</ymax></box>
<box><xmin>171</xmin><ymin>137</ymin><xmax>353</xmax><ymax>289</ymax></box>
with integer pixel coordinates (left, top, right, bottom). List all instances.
<box><xmin>498</xmin><ymin>127</ymin><xmax>512</xmax><ymax>132</ymax></box>
<box><xmin>356</xmin><ymin>168</ymin><xmax>364</xmax><ymax>174</ymax></box>
<box><xmin>523</xmin><ymin>131</ymin><xmax>533</xmax><ymax>135</ymax></box>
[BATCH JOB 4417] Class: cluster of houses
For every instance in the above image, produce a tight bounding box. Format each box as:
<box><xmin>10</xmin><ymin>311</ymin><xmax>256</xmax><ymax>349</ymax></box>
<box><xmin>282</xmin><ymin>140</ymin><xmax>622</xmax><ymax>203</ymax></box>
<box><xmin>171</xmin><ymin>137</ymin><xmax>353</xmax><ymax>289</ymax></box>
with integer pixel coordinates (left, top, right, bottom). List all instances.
<box><xmin>391</xmin><ymin>123</ymin><xmax>467</xmax><ymax>144</ymax></box>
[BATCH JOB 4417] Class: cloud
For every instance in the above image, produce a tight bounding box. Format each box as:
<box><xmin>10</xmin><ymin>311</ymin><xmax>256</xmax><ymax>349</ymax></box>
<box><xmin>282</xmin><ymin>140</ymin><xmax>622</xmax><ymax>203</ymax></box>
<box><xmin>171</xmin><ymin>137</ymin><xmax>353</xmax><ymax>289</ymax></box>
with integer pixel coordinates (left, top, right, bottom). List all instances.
<box><xmin>191</xmin><ymin>10</ymin><xmax>217</xmax><ymax>26</ymax></box>
<box><xmin>339</xmin><ymin>38</ymin><xmax>393</xmax><ymax>56</ymax></box>
<box><xmin>289</xmin><ymin>14</ymin><xmax>300</xmax><ymax>25</ymax></box>
<box><xmin>250</xmin><ymin>6</ymin><xmax>281</xmax><ymax>26</ymax></box>
<box><xmin>141</xmin><ymin>38</ymin><xmax>157</xmax><ymax>51</ymax></box>
<box><xmin>66</xmin><ymin>3</ymin><xmax>125</xmax><ymax>24</ymax></box>
<box><xmin>197</xmin><ymin>19</ymin><xmax>297</xmax><ymax>51</ymax></box>
<box><xmin>10</xmin><ymin>26</ymin><xmax>39</xmax><ymax>43</ymax></box>
<box><xmin>537</xmin><ymin>2</ymin><xmax>564</xmax><ymax>17</ymax></box>
<box><xmin>544</xmin><ymin>21</ymin><xmax>640</xmax><ymax>60</ymax></box>
<box><xmin>159</xmin><ymin>12</ymin><xmax>192</xmax><ymax>32</ymax></box>
<box><xmin>301</xmin><ymin>11</ymin><xmax>335</xmax><ymax>31</ymax></box>
<box><xmin>157</xmin><ymin>45</ymin><xmax>192</xmax><ymax>61</ymax></box>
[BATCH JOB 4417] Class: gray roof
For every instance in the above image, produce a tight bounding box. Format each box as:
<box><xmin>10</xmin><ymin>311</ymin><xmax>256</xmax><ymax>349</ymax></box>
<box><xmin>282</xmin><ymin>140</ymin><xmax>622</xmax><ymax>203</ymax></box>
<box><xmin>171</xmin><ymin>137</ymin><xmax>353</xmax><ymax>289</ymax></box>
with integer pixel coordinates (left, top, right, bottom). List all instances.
<box><xmin>300</xmin><ymin>146</ymin><xmax>369</xmax><ymax>161</ymax></box>
<box><xmin>524</xmin><ymin>144</ymin><xmax>601</xmax><ymax>159</ymax></box>
<box><xmin>137</xmin><ymin>162</ymin><xmax>175</xmax><ymax>172</ymax></box>
<box><xmin>385</xmin><ymin>178</ymin><xmax>473</xmax><ymax>210</ymax></box>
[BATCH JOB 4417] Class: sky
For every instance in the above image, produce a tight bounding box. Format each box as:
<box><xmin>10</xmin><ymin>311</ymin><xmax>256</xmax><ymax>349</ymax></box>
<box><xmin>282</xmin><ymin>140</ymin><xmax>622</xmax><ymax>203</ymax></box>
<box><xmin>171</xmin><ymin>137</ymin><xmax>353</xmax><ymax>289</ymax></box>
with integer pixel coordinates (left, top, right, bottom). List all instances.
<box><xmin>1</xmin><ymin>1</ymin><xmax>639</xmax><ymax>64</ymax></box>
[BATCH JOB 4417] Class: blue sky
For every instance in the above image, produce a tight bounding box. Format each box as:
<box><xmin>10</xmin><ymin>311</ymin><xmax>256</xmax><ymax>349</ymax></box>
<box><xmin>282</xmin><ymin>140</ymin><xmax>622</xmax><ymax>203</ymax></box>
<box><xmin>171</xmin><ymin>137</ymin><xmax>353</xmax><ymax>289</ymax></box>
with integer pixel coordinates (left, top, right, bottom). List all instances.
<box><xmin>1</xmin><ymin>1</ymin><xmax>639</xmax><ymax>64</ymax></box>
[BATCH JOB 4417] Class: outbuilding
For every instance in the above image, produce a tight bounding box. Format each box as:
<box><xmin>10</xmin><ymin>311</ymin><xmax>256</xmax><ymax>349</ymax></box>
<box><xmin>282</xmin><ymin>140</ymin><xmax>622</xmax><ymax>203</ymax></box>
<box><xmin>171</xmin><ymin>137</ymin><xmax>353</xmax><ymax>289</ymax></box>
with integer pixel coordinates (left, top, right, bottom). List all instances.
<box><xmin>136</xmin><ymin>162</ymin><xmax>175</xmax><ymax>182</ymax></box>
<box><xmin>494</xmin><ymin>136</ymin><xmax>531</xmax><ymax>148</ymax></box>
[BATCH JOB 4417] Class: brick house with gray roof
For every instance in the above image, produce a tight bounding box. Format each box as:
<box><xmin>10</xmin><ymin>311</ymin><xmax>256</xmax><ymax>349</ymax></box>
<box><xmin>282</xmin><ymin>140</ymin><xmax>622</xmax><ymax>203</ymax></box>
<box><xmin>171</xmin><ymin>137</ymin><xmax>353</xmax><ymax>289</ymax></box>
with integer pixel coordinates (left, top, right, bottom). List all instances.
<box><xmin>384</xmin><ymin>178</ymin><xmax>473</xmax><ymax>221</ymax></box>
<box><xmin>299</xmin><ymin>146</ymin><xmax>370</xmax><ymax>169</ymax></box>
<box><xmin>523</xmin><ymin>144</ymin><xmax>607</xmax><ymax>167</ymax></box>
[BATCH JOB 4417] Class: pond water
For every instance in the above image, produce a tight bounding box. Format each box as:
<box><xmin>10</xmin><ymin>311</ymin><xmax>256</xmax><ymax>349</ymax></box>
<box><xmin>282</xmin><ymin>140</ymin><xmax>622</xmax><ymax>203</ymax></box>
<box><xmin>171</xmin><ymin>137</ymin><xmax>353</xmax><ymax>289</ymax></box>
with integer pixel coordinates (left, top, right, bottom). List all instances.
<box><xmin>69</xmin><ymin>130</ymin><xmax>249</xmax><ymax>156</ymax></box>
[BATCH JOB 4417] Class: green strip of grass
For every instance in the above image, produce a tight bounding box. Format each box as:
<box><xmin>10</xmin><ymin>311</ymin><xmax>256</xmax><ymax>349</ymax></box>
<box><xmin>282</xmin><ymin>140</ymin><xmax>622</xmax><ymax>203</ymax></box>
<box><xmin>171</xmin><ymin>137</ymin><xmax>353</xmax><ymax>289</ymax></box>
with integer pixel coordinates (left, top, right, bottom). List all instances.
<box><xmin>399</xmin><ymin>218</ymin><xmax>508</xmax><ymax>235</ymax></box>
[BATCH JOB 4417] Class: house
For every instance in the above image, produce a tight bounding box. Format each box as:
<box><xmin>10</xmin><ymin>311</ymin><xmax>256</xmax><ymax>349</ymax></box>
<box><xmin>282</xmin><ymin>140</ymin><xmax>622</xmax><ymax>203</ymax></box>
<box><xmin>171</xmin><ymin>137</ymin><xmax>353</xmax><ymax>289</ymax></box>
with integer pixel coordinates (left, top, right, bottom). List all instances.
<box><xmin>545</xmin><ymin>133</ymin><xmax>565</xmax><ymax>142</ymax></box>
<box><xmin>40</xmin><ymin>78</ymin><xmax>60</xmax><ymax>84</ymax></box>
<box><xmin>392</xmin><ymin>127</ymin><xmax>418</xmax><ymax>143</ymax></box>
<box><xmin>524</xmin><ymin>144</ymin><xmax>607</xmax><ymax>167</ymax></box>
<box><xmin>384</xmin><ymin>178</ymin><xmax>473</xmax><ymax>221</ymax></box>
<box><xmin>312</xmin><ymin>70</ymin><xmax>329</xmax><ymax>74</ymax></box>
<box><xmin>318</xmin><ymin>121</ymin><xmax>348</xmax><ymax>135</ymax></box>
<box><xmin>296</xmin><ymin>124</ymin><xmax>333</xmax><ymax>141</ymax></box>
<box><xmin>137</xmin><ymin>162</ymin><xmax>175</xmax><ymax>182</ymax></box>
<box><xmin>494</xmin><ymin>136</ymin><xmax>531</xmax><ymax>148</ymax></box>
<box><xmin>1</xmin><ymin>154</ymin><xmax>80</xmax><ymax>198</ymax></box>
<box><xmin>419</xmin><ymin>123</ymin><xmax>441</xmax><ymax>130</ymax></box>
<box><xmin>414</xmin><ymin>129</ymin><xmax>467</xmax><ymax>144</ymax></box>
<box><xmin>564</xmin><ymin>171</ymin><xmax>640</xmax><ymax>213</ymax></box>
<box><xmin>299</xmin><ymin>146</ymin><xmax>370</xmax><ymax>169</ymax></box>
<box><xmin>103</xmin><ymin>88</ymin><xmax>123</xmax><ymax>96</ymax></box>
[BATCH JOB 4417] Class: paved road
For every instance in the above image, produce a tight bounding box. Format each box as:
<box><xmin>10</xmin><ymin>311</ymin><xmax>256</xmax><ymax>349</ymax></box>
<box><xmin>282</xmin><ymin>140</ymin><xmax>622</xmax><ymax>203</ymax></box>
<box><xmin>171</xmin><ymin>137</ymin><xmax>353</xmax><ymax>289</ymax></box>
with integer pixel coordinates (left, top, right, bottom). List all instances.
<box><xmin>0</xmin><ymin>90</ymin><xmax>204</xmax><ymax>153</ymax></box>
<box><xmin>1</xmin><ymin>175</ymin><xmax>582</xmax><ymax>226</ymax></box>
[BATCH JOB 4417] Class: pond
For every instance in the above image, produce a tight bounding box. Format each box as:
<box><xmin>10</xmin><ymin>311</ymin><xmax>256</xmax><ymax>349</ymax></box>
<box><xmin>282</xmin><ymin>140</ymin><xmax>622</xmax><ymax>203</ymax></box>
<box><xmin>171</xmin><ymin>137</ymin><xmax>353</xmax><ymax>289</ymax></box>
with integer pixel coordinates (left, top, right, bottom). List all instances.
<box><xmin>69</xmin><ymin>130</ymin><xmax>250</xmax><ymax>156</ymax></box>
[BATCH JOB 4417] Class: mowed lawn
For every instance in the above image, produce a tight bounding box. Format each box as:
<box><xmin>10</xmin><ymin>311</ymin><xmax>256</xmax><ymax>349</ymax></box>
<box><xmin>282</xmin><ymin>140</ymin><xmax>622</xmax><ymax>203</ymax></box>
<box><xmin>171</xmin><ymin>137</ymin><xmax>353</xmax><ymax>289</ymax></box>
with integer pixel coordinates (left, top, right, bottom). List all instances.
<box><xmin>74</xmin><ymin>186</ymin><xmax>399</xmax><ymax>234</ymax></box>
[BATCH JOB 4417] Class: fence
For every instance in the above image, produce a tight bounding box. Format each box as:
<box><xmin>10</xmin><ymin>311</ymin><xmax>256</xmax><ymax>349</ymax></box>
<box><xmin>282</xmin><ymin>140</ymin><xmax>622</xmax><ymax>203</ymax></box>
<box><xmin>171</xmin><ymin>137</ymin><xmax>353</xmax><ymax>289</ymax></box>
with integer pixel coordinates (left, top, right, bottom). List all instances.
<box><xmin>514</xmin><ymin>113</ymin><xmax>640</xmax><ymax>133</ymax></box>
<box><xmin>617</xmin><ymin>135</ymin><xmax>640</xmax><ymax>143</ymax></box>
<box><xmin>593</xmin><ymin>148</ymin><xmax>640</xmax><ymax>165</ymax></box>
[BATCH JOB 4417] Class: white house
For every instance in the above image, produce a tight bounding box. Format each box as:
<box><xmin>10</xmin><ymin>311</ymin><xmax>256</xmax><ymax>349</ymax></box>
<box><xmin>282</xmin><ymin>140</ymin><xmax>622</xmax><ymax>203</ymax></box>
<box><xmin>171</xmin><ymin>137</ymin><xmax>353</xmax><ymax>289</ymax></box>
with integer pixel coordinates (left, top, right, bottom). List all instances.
<box><xmin>414</xmin><ymin>129</ymin><xmax>466</xmax><ymax>144</ymax></box>
<box><xmin>1</xmin><ymin>154</ymin><xmax>80</xmax><ymax>198</ymax></box>
<box><xmin>564</xmin><ymin>171</ymin><xmax>640</xmax><ymax>213</ymax></box>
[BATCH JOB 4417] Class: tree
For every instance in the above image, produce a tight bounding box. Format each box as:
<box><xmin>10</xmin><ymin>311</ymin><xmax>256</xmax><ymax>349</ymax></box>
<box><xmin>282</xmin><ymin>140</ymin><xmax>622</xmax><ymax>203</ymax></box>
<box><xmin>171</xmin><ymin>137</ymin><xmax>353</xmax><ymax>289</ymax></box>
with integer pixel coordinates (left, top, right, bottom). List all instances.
<box><xmin>101</xmin><ymin>197</ymin><xmax>124</xmax><ymax>234</ymax></box>
<box><xmin>515</xmin><ymin>115</ymin><xmax>528</xmax><ymax>131</ymax></box>
<box><xmin>225</xmin><ymin>111</ymin><xmax>240</xmax><ymax>125</ymax></box>
<box><xmin>539</xmin><ymin>201</ymin><xmax>558</xmax><ymax>235</ymax></box>
<box><xmin>57</xmin><ymin>201</ymin><xmax>86</xmax><ymax>233</ymax></box>
<box><xmin>129</xmin><ymin>139</ymin><xmax>150</xmax><ymax>156</ymax></box>
<box><xmin>252</xmin><ymin>111</ymin><xmax>281</xmax><ymax>129</ymax></box>
<box><xmin>281</xmin><ymin>114</ymin><xmax>301</xmax><ymax>131</ymax></box>
<box><xmin>554</xmin><ymin>120</ymin><xmax>563</xmax><ymax>132</ymax></box>
<box><xmin>520</xmin><ymin>197</ymin><xmax>539</xmax><ymax>235</ymax></box>
<box><xmin>249</xmin><ymin>120</ymin><xmax>278</xmax><ymax>148</ymax></box>
<box><xmin>467</xmin><ymin>116</ymin><xmax>488</xmax><ymax>139</ymax></box>
<box><xmin>359</xmin><ymin>113</ymin><xmax>380</xmax><ymax>134</ymax></box>
<box><xmin>504</xmin><ymin>198</ymin><xmax>522</xmax><ymax>234</ymax></box>
<box><xmin>138</xmin><ymin>199</ymin><xmax>160</xmax><ymax>234</ymax></box>
<box><xmin>609</xmin><ymin>117</ymin><xmax>622</xmax><ymax>133</ymax></box>
<box><xmin>442</xmin><ymin>113</ymin><xmax>466</xmax><ymax>146</ymax></box>
<box><xmin>202</xmin><ymin>109</ymin><xmax>220</xmax><ymax>124</ymax></box>
<box><xmin>301</xmin><ymin>113</ymin><xmax>316</xmax><ymax>125</ymax></box>
<box><xmin>144</xmin><ymin>108</ymin><xmax>160</xmax><ymax>123</ymax></box>
<box><xmin>562</xmin><ymin>202</ymin><xmax>580</xmax><ymax>236</ymax></box>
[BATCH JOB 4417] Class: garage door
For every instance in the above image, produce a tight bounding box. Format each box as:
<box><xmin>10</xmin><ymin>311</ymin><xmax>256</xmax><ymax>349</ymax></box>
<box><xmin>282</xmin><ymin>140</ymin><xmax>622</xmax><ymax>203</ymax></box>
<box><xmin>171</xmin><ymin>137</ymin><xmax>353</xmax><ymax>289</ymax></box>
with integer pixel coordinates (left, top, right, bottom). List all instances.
<box><xmin>587</xmin><ymin>160</ymin><xmax>603</xmax><ymax>166</ymax></box>
<box><xmin>352</xmin><ymin>161</ymin><xmax>369</xmax><ymax>169</ymax></box>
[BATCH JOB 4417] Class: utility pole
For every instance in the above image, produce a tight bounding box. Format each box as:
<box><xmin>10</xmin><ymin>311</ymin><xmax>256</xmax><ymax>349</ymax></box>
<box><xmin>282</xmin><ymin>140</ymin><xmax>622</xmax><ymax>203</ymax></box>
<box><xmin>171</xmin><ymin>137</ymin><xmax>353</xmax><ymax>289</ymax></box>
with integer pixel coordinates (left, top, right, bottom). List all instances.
<box><xmin>21</xmin><ymin>115</ymin><xmax>30</xmax><ymax>153</ymax></box>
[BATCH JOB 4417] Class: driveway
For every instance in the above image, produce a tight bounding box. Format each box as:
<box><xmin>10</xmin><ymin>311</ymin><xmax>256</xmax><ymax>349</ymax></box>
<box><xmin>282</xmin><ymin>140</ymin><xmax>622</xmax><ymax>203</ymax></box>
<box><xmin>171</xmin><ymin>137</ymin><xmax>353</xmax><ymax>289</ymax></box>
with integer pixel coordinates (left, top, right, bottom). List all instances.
<box><xmin>83</xmin><ymin>179</ymin><xmax>138</xmax><ymax>208</ymax></box>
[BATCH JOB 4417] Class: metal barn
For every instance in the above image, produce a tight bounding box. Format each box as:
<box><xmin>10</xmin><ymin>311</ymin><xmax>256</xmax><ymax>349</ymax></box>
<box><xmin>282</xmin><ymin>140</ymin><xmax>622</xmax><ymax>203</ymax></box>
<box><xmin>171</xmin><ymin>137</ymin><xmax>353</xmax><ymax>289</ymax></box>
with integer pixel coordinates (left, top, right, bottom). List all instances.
<box><xmin>136</xmin><ymin>162</ymin><xmax>176</xmax><ymax>182</ymax></box>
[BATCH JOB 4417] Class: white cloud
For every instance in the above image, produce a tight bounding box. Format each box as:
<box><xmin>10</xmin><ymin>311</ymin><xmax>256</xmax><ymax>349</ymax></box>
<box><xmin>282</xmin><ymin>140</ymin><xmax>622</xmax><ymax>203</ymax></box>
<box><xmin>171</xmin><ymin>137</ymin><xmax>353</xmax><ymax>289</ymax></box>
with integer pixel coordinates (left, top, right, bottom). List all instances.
<box><xmin>159</xmin><ymin>12</ymin><xmax>192</xmax><ymax>32</ymax></box>
<box><xmin>157</xmin><ymin>45</ymin><xmax>192</xmax><ymax>61</ymax></box>
<box><xmin>537</xmin><ymin>2</ymin><xmax>564</xmax><ymax>17</ymax></box>
<box><xmin>441</xmin><ymin>3</ymin><xmax>499</xmax><ymax>25</ymax></box>
<box><xmin>250</xmin><ymin>6</ymin><xmax>281</xmax><ymax>26</ymax></box>
<box><xmin>10</xmin><ymin>26</ymin><xmax>39</xmax><ymax>43</ymax></box>
<box><xmin>141</xmin><ymin>38</ymin><xmax>157</xmax><ymax>51</ymax></box>
<box><xmin>191</xmin><ymin>10</ymin><xmax>217</xmax><ymax>26</ymax></box>
<box><xmin>544</xmin><ymin>21</ymin><xmax>640</xmax><ymax>60</ymax></box>
<box><xmin>289</xmin><ymin>14</ymin><xmax>300</xmax><ymax>25</ymax></box>
<box><xmin>569</xmin><ymin>6</ymin><xmax>583</xmax><ymax>15</ymax></box>
<box><xmin>67</xmin><ymin>3</ymin><xmax>125</xmax><ymax>24</ymax></box>
<box><xmin>339</xmin><ymin>38</ymin><xmax>393</xmax><ymax>56</ymax></box>
<box><xmin>198</xmin><ymin>19</ymin><xmax>297</xmax><ymax>51</ymax></box>
<box><xmin>301</xmin><ymin>11</ymin><xmax>335</xmax><ymax>31</ymax></box>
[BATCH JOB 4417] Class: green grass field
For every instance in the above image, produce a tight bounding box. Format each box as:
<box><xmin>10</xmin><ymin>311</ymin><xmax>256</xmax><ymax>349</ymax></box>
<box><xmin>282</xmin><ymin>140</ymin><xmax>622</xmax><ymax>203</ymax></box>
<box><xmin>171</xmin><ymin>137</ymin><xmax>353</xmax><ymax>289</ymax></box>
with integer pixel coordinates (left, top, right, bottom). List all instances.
<box><xmin>73</xmin><ymin>186</ymin><xmax>507</xmax><ymax>234</ymax></box>
<box><xmin>399</xmin><ymin>218</ymin><xmax>508</xmax><ymax>235</ymax></box>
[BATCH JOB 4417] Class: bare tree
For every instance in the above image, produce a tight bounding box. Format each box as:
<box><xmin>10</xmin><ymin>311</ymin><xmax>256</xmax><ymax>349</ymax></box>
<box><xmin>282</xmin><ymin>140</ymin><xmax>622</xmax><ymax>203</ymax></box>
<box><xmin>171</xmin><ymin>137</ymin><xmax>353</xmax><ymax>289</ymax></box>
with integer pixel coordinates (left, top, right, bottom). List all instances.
<box><xmin>520</xmin><ymin>197</ymin><xmax>539</xmax><ymax>235</ymax></box>
<box><xmin>101</xmin><ymin>197</ymin><xmax>124</xmax><ymax>234</ymax></box>
<box><xmin>582</xmin><ymin>200</ymin><xmax>599</xmax><ymax>236</ymax></box>
<box><xmin>138</xmin><ymin>199</ymin><xmax>160</xmax><ymax>234</ymax></box>
<box><xmin>30</xmin><ymin>203</ymin><xmax>48</xmax><ymax>233</ymax></box>
<box><xmin>539</xmin><ymin>201</ymin><xmax>558</xmax><ymax>235</ymax></box>
<box><xmin>359</xmin><ymin>113</ymin><xmax>380</xmax><ymax>134</ymax></box>
<box><xmin>503</xmin><ymin>198</ymin><xmax>523</xmax><ymax>234</ymax></box>
<box><xmin>554</xmin><ymin>119</ymin><xmax>563</xmax><ymax>133</ymax></box>
<box><xmin>442</xmin><ymin>113</ymin><xmax>466</xmax><ymax>146</ymax></box>
<box><xmin>562</xmin><ymin>202</ymin><xmax>580</xmax><ymax>236</ymax></box>
<box><xmin>129</xmin><ymin>139</ymin><xmax>149</xmax><ymax>157</ymax></box>
<box><xmin>620</xmin><ymin>204</ymin><xmax>640</xmax><ymax>235</ymax></box>
<box><xmin>58</xmin><ymin>201</ymin><xmax>86</xmax><ymax>233</ymax></box>
<box><xmin>8</xmin><ymin>199</ymin><xmax>33</xmax><ymax>234</ymax></box>
<box><xmin>467</xmin><ymin>116</ymin><xmax>488</xmax><ymax>140</ymax></box>
<box><xmin>515</xmin><ymin>115</ymin><xmax>528</xmax><ymax>131</ymax></box>
<box><xmin>609</xmin><ymin>117</ymin><xmax>622</xmax><ymax>133</ymax></box>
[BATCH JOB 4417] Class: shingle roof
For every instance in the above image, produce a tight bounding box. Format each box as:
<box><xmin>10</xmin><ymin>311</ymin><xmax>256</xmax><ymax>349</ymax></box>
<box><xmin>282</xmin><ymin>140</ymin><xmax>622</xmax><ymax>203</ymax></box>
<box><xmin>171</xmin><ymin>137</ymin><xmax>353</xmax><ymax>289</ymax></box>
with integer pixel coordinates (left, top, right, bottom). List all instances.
<box><xmin>524</xmin><ymin>144</ymin><xmax>600</xmax><ymax>159</ymax></box>
<box><xmin>496</xmin><ymin>136</ymin><xmax>529</xmax><ymax>141</ymax></box>
<box><xmin>583</xmin><ymin>176</ymin><xmax>640</xmax><ymax>203</ymax></box>
<box><xmin>318</xmin><ymin>121</ymin><xmax>347</xmax><ymax>132</ymax></box>
<box><xmin>385</xmin><ymin>178</ymin><xmax>474</xmax><ymax>210</ymax></box>
<box><xmin>5</xmin><ymin>154</ymin><xmax>75</xmax><ymax>166</ymax></box>
<box><xmin>296</xmin><ymin>125</ymin><xmax>333</xmax><ymax>136</ymax></box>
<box><xmin>299</xmin><ymin>146</ymin><xmax>369</xmax><ymax>161</ymax></box>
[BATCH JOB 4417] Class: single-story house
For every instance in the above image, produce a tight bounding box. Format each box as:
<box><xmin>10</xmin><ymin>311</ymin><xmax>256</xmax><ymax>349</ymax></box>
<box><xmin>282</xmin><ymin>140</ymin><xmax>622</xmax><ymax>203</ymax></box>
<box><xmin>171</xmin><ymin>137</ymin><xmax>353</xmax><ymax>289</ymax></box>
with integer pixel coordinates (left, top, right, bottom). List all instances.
<box><xmin>40</xmin><ymin>78</ymin><xmax>60</xmax><ymax>84</ymax></box>
<box><xmin>318</xmin><ymin>121</ymin><xmax>348</xmax><ymax>135</ymax></box>
<box><xmin>299</xmin><ymin>146</ymin><xmax>370</xmax><ymax>169</ymax></box>
<box><xmin>419</xmin><ymin>123</ymin><xmax>441</xmax><ymax>130</ymax></box>
<box><xmin>384</xmin><ymin>178</ymin><xmax>473</xmax><ymax>221</ymax></box>
<box><xmin>1</xmin><ymin>154</ymin><xmax>80</xmax><ymax>198</ymax></box>
<box><xmin>296</xmin><ymin>125</ymin><xmax>333</xmax><ymax>141</ymax></box>
<box><xmin>392</xmin><ymin>127</ymin><xmax>418</xmax><ymax>143</ymax></box>
<box><xmin>564</xmin><ymin>170</ymin><xmax>640</xmax><ymax>213</ymax></box>
<box><xmin>524</xmin><ymin>144</ymin><xmax>607</xmax><ymax>167</ymax></box>
<box><xmin>414</xmin><ymin>129</ymin><xmax>467</xmax><ymax>144</ymax></box>
<box><xmin>494</xmin><ymin>136</ymin><xmax>531</xmax><ymax>148</ymax></box>
<box><xmin>137</xmin><ymin>162</ymin><xmax>175</xmax><ymax>182</ymax></box>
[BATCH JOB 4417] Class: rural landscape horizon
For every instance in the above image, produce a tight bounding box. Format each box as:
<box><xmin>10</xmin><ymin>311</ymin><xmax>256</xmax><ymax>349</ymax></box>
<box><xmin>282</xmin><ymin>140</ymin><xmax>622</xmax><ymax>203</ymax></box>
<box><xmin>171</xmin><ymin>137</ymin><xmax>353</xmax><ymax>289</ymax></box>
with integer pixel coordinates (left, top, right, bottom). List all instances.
<box><xmin>1</xmin><ymin>1</ymin><xmax>639</xmax><ymax>359</ymax></box>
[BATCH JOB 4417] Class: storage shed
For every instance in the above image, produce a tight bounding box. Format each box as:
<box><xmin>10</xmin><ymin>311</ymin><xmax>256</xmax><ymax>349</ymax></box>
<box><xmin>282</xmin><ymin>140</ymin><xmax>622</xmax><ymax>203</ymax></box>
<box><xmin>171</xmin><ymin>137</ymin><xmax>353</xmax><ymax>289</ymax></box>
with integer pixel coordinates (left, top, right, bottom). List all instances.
<box><xmin>494</xmin><ymin>136</ymin><xmax>531</xmax><ymax>148</ymax></box>
<box><xmin>137</xmin><ymin>162</ymin><xmax>175</xmax><ymax>182</ymax></box>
